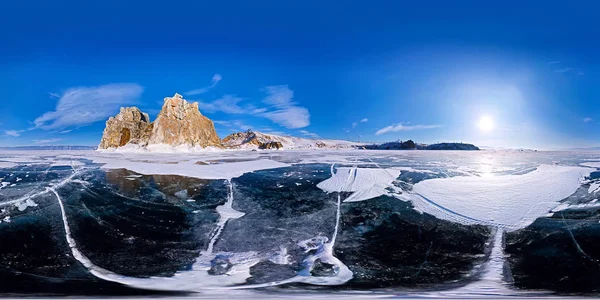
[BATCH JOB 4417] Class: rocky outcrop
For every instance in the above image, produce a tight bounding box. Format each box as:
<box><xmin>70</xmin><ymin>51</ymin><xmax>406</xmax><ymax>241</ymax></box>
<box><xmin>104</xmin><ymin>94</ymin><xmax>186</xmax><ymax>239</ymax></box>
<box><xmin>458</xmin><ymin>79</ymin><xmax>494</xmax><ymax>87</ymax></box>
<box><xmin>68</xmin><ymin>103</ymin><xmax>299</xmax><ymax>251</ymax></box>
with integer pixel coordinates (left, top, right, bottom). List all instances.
<box><xmin>259</xmin><ymin>141</ymin><xmax>283</xmax><ymax>149</ymax></box>
<box><xmin>148</xmin><ymin>93</ymin><xmax>221</xmax><ymax>147</ymax></box>
<box><xmin>221</xmin><ymin>130</ymin><xmax>285</xmax><ymax>149</ymax></box>
<box><xmin>98</xmin><ymin>107</ymin><xmax>153</xmax><ymax>148</ymax></box>
<box><xmin>222</xmin><ymin>129</ymin><xmax>359</xmax><ymax>150</ymax></box>
<box><xmin>98</xmin><ymin>93</ymin><xmax>222</xmax><ymax>149</ymax></box>
<box><xmin>222</xmin><ymin>130</ymin><xmax>264</xmax><ymax>148</ymax></box>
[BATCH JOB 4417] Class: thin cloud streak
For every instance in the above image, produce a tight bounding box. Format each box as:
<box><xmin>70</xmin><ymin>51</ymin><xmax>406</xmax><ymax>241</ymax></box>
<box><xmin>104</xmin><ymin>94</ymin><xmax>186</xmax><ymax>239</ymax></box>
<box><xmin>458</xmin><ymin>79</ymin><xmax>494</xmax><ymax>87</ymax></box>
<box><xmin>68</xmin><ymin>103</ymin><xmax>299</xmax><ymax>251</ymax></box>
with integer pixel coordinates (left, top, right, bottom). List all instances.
<box><xmin>33</xmin><ymin>138</ymin><xmax>63</xmax><ymax>144</ymax></box>
<box><xmin>300</xmin><ymin>130</ymin><xmax>320</xmax><ymax>139</ymax></box>
<box><xmin>197</xmin><ymin>95</ymin><xmax>245</xmax><ymax>114</ymax></box>
<box><xmin>4</xmin><ymin>130</ymin><xmax>20</xmax><ymax>137</ymax></box>
<box><xmin>375</xmin><ymin>124</ymin><xmax>442</xmax><ymax>135</ymax></box>
<box><xmin>186</xmin><ymin>74</ymin><xmax>222</xmax><ymax>95</ymax></box>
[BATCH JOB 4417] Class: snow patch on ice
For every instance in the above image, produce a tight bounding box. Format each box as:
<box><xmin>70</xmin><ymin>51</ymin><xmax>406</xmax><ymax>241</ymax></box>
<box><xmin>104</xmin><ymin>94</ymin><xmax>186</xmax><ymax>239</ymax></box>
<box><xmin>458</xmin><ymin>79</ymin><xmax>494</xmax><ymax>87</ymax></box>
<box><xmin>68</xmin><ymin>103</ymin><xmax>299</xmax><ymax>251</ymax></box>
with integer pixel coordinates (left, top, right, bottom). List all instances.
<box><xmin>16</xmin><ymin>199</ymin><xmax>38</xmax><ymax>211</ymax></box>
<box><xmin>205</xmin><ymin>180</ymin><xmax>245</xmax><ymax>254</ymax></box>
<box><xmin>412</xmin><ymin>164</ymin><xmax>592</xmax><ymax>229</ymax></box>
<box><xmin>92</xmin><ymin>156</ymin><xmax>289</xmax><ymax>180</ymax></box>
<box><xmin>317</xmin><ymin>167</ymin><xmax>401</xmax><ymax>202</ymax></box>
<box><xmin>50</xmin><ymin>160</ymin><xmax>85</xmax><ymax>167</ymax></box>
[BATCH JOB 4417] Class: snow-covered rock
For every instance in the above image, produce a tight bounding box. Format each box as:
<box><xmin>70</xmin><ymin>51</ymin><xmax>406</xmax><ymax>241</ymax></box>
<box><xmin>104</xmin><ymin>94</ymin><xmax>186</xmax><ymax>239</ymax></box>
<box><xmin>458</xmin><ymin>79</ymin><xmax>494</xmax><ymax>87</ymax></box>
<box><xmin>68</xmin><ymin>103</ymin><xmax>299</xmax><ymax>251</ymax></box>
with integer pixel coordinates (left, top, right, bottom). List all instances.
<box><xmin>221</xmin><ymin>130</ymin><xmax>360</xmax><ymax>150</ymax></box>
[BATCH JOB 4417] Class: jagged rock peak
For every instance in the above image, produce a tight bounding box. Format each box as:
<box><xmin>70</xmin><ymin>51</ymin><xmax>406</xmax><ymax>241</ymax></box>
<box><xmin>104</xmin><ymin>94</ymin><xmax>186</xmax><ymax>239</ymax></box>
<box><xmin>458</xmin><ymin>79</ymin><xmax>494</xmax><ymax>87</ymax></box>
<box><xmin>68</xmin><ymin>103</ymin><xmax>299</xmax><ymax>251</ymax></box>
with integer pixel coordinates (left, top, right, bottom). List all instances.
<box><xmin>160</xmin><ymin>93</ymin><xmax>202</xmax><ymax>120</ymax></box>
<box><xmin>148</xmin><ymin>93</ymin><xmax>221</xmax><ymax>147</ymax></box>
<box><xmin>98</xmin><ymin>107</ymin><xmax>153</xmax><ymax>149</ymax></box>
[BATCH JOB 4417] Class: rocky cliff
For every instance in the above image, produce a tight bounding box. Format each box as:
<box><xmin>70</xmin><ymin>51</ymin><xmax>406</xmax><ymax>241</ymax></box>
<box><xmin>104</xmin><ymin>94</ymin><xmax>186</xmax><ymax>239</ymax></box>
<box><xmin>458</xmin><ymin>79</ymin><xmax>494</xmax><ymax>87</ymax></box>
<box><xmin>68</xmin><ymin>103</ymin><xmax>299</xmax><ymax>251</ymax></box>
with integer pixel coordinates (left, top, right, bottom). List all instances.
<box><xmin>98</xmin><ymin>93</ymin><xmax>222</xmax><ymax>149</ymax></box>
<box><xmin>98</xmin><ymin>107</ymin><xmax>153</xmax><ymax>148</ymax></box>
<box><xmin>148</xmin><ymin>93</ymin><xmax>221</xmax><ymax>147</ymax></box>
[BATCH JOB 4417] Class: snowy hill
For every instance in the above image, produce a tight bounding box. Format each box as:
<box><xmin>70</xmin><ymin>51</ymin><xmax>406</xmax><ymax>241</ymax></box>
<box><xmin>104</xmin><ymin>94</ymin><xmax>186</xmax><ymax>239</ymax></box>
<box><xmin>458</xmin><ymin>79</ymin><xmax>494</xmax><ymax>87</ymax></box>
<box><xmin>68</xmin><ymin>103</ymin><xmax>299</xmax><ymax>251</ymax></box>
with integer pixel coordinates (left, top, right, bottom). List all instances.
<box><xmin>222</xmin><ymin>130</ymin><xmax>361</xmax><ymax>150</ymax></box>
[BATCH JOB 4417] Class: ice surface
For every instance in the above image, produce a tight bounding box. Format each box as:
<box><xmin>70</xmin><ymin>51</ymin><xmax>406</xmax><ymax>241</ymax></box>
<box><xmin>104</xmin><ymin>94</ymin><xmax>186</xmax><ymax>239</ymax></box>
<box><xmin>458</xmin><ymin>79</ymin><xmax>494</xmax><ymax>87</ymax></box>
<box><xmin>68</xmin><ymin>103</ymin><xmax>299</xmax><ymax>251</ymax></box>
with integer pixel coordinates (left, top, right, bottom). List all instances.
<box><xmin>393</xmin><ymin>166</ymin><xmax>438</xmax><ymax>174</ymax></box>
<box><xmin>49</xmin><ymin>160</ymin><xmax>85</xmax><ymax>167</ymax></box>
<box><xmin>2</xmin><ymin>149</ymin><xmax>600</xmax><ymax>296</ymax></box>
<box><xmin>552</xmin><ymin>199</ymin><xmax>600</xmax><ymax>212</ymax></box>
<box><xmin>0</xmin><ymin>162</ymin><xmax>16</xmax><ymax>169</ymax></box>
<box><xmin>412</xmin><ymin>164</ymin><xmax>592</xmax><ymax>229</ymax></box>
<box><xmin>206</xmin><ymin>180</ymin><xmax>245</xmax><ymax>254</ymax></box>
<box><xmin>581</xmin><ymin>161</ymin><xmax>600</xmax><ymax>168</ymax></box>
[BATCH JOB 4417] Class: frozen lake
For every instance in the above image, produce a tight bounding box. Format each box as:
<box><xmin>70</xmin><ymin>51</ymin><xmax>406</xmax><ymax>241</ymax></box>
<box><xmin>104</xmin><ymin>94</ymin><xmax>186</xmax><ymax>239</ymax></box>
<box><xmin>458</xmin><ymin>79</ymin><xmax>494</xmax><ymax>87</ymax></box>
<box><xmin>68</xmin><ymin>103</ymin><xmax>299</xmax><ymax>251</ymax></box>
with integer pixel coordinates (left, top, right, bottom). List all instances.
<box><xmin>1</xmin><ymin>149</ymin><xmax>600</xmax><ymax>297</ymax></box>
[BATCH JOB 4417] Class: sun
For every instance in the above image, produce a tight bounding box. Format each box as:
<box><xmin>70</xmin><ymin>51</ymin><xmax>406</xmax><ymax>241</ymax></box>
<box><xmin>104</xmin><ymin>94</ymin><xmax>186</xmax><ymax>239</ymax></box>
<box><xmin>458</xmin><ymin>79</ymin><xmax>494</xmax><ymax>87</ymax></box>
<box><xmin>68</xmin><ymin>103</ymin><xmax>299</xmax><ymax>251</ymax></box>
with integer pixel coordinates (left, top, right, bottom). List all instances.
<box><xmin>478</xmin><ymin>116</ymin><xmax>495</xmax><ymax>132</ymax></box>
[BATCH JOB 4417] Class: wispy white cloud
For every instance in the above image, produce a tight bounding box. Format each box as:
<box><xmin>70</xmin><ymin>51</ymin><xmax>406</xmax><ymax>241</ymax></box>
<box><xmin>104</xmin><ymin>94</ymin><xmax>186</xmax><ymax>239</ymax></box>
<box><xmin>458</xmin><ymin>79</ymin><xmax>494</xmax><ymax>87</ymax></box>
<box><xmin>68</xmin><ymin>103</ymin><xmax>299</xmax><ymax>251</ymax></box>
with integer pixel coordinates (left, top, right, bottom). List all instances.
<box><xmin>262</xmin><ymin>129</ymin><xmax>287</xmax><ymax>136</ymax></box>
<box><xmin>212</xmin><ymin>119</ymin><xmax>251</xmax><ymax>131</ymax></box>
<box><xmin>246</xmin><ymin>104</ymin><xmax>268</xmax><ymax>114</ymax></box>
<box><xmin>258</xmin><ymin>85</ymin><xmax>310</xmax><ymax>129</ymax></box>
<box><xmin>197</xmin><ymin>95</ymin><xmax>245</xmax><ymax>114</ymax></box>
<box><xmin>48</xmin><ymin>92</ymin><xmax>61</xmax><ymax>98</ymax></box>
<box><xmin>554</xmin><ymin>68</ymin><xmax>573</xmax><ymax>73</ymax></box>
<box><xmin>4</xmin><ymin>130</ymin><xmax>20</xmax><ymax>137</ymax></box>
<box><xmin>59</xmin><ymin>129</ymin><xmax>72</xmax><ymax>134</ymax></box>
<box><xmin>351</xmin><ymin>117</ymin><xmax>369</xmax><ymax>128</ymax></box>
<box><xmin>584</xmin><ymin>117</ymin><xmax>593</xmax><ymax>123</ymax></box>
<box><xmin>192</xmin><ymin>84</ymin><xmax>310</xmax><ymax>130</ymax></box>
<box><xmin>375</xmin><ymin>123</ymin><xmax>442</xmax><ymax>135</ymax></box>
<box><xmin>550</xmin><ymin>62</ymin><xmax>584</xmax><ymax>76</ymax></box>
<box><xmin>34</xmin><ymin>83</ymin><xmax>143</xmax><ymax>130</ymax></box>
<box><xmin>33</xmin><ymin>138</ymin><xmax>63</xmax><ymax>144</ymax></box>
<box><xmin>300</xmin><ymin>130</ymin><xmax>319</xmax><ymax>139</ymax></box>
<box><xmin>186</xmin><ymin>73</ymin><xmax>222</xmax><ymax>96</ymax></box>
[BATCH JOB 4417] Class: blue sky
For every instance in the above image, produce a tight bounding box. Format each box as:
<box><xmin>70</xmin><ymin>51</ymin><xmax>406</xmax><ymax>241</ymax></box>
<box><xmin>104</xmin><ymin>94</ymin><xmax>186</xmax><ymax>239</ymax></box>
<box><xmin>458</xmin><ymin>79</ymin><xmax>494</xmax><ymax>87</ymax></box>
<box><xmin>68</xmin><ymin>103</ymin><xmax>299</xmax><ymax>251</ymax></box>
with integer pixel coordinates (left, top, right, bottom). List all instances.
<box><xmin>1</xmin><ymin>0</ymin><xmax>599</xmax><ymax>149</ymax></box>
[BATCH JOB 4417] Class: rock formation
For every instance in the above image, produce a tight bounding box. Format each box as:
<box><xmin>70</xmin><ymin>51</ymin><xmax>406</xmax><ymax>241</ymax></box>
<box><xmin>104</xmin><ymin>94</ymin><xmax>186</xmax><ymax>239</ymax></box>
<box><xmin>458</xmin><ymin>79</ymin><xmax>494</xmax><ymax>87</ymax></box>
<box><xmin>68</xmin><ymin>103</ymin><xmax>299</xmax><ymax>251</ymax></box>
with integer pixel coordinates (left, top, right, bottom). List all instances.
<box><xmin>98</xmin><ymin>107</ymin><xmax>153</xmax><ymax>148</ymax></box>
<box><xmin>222</xmin><ymin>130</ymin><xmax>285</xmax><ymax>149</ymax></box>
<box><xmin>222</xmin><ymin>130</ymin><xmax>267</xmax><ymax>148</ymax></box>
<box><xmin>98</xmin><ymin>93</ymin><xmax>222</xmax><ymax>149</ymax></box>
<box><xmin>148</xmin><ymin>93</ymin><xmax>221</xmax><ymax>147</ymax></box>
<box><xmin>259</xmin><ymin>141</ymin><xmax>284</xmax><ymax>149</ymax></box>
<box><xmin>221</xmin><ymin>129</ymin><xmax>359</xmax><ymax>150</ymax></box>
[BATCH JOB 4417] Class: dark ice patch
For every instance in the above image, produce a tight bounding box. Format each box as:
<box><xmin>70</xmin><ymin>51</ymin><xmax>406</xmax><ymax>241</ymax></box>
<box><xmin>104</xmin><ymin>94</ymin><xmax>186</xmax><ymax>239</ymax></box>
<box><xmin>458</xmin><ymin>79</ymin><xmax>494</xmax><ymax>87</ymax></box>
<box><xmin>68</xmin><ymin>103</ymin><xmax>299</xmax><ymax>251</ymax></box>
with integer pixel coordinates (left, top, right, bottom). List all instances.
<box><xmin>54</xmin><ymin>169</ymin><xmax>227</xmax><ymax>277</ymax></box>
<box><xmin>215</xmin><ymin>164</ymin><xmax>339</xmax><ymax>255</ymax></box>
<box><xmin>506</xmin><ymin>217</ymin><xmax>600</xmax><ymax>292</ymax></box>
<box><xmin>335</xmin><ymin>195</ymin><xmax>492</xmax><ymax>289</ymax></box>
<box><xmin>248</xmin><ymin>260</ymin><xmax>297</xmax><ymax>284</ymax></box>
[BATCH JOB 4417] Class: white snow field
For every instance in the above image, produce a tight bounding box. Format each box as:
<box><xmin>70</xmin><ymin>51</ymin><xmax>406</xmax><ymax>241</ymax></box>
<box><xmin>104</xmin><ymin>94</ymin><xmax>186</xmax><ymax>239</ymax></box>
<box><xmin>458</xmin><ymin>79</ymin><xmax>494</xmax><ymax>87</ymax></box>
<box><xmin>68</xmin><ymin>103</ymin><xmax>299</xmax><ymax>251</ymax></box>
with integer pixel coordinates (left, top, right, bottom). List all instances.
<box><xmin>317</xmin><ymin>166</ymin><xmax>401</xmax><ymax>202</ymax></box>
<box><xmin>412</xmin><ymin>164</ymin><xmax>592</xmax><ymax>229</ymax></box>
